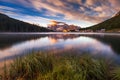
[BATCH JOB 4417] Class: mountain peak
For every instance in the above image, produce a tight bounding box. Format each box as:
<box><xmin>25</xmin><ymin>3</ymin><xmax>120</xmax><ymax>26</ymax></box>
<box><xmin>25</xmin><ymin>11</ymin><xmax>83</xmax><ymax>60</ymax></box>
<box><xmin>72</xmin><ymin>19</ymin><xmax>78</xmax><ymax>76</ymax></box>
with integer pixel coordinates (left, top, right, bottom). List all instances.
<box><xmin>0</xmin><ymin>13</ymin><xmax>9</xmax><ymax>19</ymax></box>
<box><xmin>115</xmin><ymin>11</ymin><xmax>120</xmax><ymax>17</ymax></box>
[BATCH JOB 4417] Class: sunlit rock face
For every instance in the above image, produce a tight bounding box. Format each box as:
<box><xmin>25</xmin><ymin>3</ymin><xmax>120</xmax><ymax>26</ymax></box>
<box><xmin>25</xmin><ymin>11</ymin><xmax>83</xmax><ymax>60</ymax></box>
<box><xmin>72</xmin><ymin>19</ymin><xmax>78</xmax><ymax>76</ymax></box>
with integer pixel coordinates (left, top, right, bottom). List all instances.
<box><xmin>47</xmin><ymin>20</ymin><xmax>80</xmax><ymax>32</ymax></box>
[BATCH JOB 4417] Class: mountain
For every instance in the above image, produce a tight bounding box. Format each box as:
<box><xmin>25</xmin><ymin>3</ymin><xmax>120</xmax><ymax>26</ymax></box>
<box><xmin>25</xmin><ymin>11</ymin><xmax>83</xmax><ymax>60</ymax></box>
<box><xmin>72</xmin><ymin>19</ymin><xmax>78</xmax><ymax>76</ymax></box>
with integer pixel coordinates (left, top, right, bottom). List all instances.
<box><xmin>114</xmin><ymin>11</ymin><xmax>120</xmax><ymax>17</ymax></box>
<box><xmin>0</xmin><ymin>13</ymin><xmax>51</xmax><ymax>32</ymax></box>
<box><xmin>47</xmin><ymin>21</ymin><xmax>80</xmax><ymax>32</ymax></box>
<box><xmin>84</xmin><ymin>11</ymin><xmax>120</xmax><ymax>32</ymax></box>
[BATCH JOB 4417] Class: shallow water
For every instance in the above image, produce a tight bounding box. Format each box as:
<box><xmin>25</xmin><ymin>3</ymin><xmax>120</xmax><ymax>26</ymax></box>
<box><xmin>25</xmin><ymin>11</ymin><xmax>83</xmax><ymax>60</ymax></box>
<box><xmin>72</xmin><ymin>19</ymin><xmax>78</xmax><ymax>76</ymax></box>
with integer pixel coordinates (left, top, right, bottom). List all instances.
<box><xmin>0</xmin><ymin>33</ymin><xmax>120</xmax><ymax>63</ymax></box>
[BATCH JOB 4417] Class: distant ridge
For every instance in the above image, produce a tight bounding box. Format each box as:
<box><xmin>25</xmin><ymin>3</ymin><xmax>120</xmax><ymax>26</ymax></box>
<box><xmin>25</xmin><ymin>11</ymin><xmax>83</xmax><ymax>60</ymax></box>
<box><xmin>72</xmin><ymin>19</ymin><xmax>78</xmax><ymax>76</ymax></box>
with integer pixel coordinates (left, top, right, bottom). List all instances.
<box><xmin>0</xmin><ymin>13</ymin><xmax>52</xmax><ymax>32</ymax></box>
<box><xmin>84</xmin><ymin>11</ymin><xmax>120</xmax><ymax>32</ymax></box>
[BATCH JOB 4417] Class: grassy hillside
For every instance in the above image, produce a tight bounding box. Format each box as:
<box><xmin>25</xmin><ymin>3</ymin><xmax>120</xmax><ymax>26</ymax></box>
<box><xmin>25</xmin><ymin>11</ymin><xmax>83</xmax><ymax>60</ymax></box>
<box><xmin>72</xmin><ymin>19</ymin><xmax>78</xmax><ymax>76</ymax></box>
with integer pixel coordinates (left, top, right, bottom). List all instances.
<box><xmin>0</xmin><ymin>13</ymin><xmax>51</xmax><ymax>32</ymax></box>
<box><xmin>84</xmin><ymin>11</ymin><xmax>120</xmax><ymax>32</ymax></box>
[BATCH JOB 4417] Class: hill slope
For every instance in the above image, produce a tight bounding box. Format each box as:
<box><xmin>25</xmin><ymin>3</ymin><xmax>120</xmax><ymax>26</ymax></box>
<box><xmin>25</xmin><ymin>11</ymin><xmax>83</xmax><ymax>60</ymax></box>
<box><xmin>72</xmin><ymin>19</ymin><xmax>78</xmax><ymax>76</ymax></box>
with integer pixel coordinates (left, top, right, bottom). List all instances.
<box><xmin>0</xmin><ymin>13</ymin><xmax>51</xmax><ymax>32</ymax></box>
<box><xmin>85</xmin><ymin>11</ymin><xmax>120</xmax><ymax>32</ymax></box>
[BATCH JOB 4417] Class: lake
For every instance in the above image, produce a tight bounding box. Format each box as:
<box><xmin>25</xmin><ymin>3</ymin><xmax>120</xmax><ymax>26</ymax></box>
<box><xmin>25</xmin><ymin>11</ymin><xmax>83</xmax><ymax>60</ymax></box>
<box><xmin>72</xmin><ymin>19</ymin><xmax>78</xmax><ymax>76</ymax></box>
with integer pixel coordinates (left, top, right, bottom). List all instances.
<box><xmin>0</xmin><ymin>33</ymin><xmax>120</xmax><ymax>64</ymax></box>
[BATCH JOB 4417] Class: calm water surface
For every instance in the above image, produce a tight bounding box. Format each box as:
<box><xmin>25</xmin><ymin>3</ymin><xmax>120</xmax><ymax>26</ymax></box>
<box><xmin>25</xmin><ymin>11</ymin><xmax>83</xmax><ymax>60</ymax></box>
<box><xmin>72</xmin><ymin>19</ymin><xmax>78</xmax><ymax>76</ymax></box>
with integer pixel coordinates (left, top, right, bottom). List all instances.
<box><xmin>0</xmin><ymin>33</ymin><xmax>120</xmax><ymax>63</ymax></box>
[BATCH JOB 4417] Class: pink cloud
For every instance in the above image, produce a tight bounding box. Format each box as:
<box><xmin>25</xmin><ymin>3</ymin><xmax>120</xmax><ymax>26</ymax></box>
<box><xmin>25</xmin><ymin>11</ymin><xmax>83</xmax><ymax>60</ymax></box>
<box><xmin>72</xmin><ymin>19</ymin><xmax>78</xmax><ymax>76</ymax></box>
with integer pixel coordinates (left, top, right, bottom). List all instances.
<box><xmin>1</xmin><ymin>0</ymin><xmax>120</xmax><ymax>26</ymax></box>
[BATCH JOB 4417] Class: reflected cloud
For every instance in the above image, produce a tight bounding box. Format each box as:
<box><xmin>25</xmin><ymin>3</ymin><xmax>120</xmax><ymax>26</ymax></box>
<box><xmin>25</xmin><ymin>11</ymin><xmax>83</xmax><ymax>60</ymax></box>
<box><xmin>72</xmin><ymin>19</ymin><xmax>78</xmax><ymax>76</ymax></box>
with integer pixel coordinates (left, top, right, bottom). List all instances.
<box><xmin>49</xmin><ymin>38</ymin><xmax>58</xmax><ymax>44</ymax></box>
<box><xmin>0</xmin><ymin>34</ymin><xmax>119</xmax><ymax>62</ymax></box>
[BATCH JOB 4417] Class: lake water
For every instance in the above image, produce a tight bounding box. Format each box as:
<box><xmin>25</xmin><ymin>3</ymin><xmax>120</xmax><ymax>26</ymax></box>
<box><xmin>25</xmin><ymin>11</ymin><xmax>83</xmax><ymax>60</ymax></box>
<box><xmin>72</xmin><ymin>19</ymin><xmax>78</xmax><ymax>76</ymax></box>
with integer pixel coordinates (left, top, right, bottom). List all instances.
<box><xmin>0</xmin><ymin>33</ymin><xmax>120</xmax><ymax>64</ymax></box>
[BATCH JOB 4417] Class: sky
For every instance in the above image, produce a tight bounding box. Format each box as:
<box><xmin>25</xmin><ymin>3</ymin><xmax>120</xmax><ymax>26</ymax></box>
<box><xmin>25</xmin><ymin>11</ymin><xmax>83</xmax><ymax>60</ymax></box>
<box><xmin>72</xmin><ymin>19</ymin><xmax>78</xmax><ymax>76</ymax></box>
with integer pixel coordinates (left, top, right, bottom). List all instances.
<box><xmin>0</xmin><ymin>0</ymin><xmax>120</xmax><ymax>28</ymax></box>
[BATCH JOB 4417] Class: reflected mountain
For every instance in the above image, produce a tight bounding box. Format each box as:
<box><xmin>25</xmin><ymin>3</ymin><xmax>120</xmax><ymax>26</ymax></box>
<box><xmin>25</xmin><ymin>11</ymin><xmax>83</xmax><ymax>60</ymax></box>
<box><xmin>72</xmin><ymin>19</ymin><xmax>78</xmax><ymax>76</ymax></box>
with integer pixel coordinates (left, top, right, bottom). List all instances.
<box><xmin>48</xmin><ymin>34</ymin><xmax>120</xmax><ymax>54</ymax></box>
<box><xmin>0</xmin><ymin>34</ymin><xmax>81</xmax><ymax>49</ymax></box>
<box><xmin>48</xmin><ymin>34</ymin><xmax>80</xmax><ymax>40</ymax></box>
<box><xmin>84</xmin><ymin>35</ymin><xmax>120</xmax><ymax>54</ymax></box>
<box><xmin>0</xmin><ymin>33</ymin><xmax>120</xmax><ymax>63</ymax></box>
<box><xmin>0</xmin><ymin>34</ymin><xmax>48</xmax><ymax>49</ymax></box>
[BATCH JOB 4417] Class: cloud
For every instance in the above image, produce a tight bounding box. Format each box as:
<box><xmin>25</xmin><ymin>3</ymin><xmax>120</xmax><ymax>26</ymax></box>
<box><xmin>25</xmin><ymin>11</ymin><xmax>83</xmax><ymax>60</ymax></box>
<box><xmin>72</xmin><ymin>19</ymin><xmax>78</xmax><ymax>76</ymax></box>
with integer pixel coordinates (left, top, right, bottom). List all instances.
<box><xmin>108</xmin><ymin>0</ymin><xmax>120</xmax><ymax>11</ymax></box>
<box><xmin>14</xmin><ymin>14</ymin><xmax>51</xmax><ymax>27</ymax></box>
<box><xmin>29</xmin><ymin>0</ymin><xmax>119</xmax><ymax>22</ymax></box>
<box><xmin>0</xmin><ymin>5</ymin><xmax>20</xmax><ymax>14</ymax></box>
<box><xmin>85</xmin><ymin>0</ymin><xmax>97</xmax><ymax>6</ymax></box>
<box><xmin>28</xmin><ymin>0</ymin><xmax>100</xmax><ymax>22</ymax></box>
<box><xmin>0</xmin><ymin>5</ymin><xmax>16</xmax><ymax>11</ymax></box>
<box><xmin>0</xmin><ymin>5</ymin><xmax>22</xmax><ymax>17</ymax></box>
<box><xmin>0</xmin><ymin>5</ymin><xmax>50</xmax><ymax>27</ymax></box>
<box><xmin>94</xmin><ymin>7</ymin><xmax>103</xmax><ymax>12</ymax></box>
<box><xmin>0</xmin><ymin>0</ymin><xmax>120</xmax><ymax>27</ymax></box>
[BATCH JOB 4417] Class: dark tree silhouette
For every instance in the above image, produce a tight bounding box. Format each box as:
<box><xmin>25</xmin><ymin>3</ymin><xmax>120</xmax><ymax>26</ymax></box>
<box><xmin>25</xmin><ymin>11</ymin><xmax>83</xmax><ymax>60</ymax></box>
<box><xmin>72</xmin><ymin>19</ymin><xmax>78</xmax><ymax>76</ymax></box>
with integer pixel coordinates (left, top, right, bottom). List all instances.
<box><xmin>80</xmin><ymin>11</ymin><xmax>120</xmax><ymax>31</ymax></box>
<box><xmin>0</xmin><ymin>13</ymin><xmax>52</xmax><ymax>32</ymax></box>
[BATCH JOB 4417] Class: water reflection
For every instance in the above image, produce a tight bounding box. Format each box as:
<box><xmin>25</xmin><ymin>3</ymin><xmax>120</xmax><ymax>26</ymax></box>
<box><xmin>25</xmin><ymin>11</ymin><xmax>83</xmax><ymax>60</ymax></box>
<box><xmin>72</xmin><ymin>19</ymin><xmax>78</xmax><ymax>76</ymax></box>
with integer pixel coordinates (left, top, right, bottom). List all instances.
<box><xmin>0</xmin><ymin>33</ymin><xmax>120</xmax><ymax>62</ymax></box>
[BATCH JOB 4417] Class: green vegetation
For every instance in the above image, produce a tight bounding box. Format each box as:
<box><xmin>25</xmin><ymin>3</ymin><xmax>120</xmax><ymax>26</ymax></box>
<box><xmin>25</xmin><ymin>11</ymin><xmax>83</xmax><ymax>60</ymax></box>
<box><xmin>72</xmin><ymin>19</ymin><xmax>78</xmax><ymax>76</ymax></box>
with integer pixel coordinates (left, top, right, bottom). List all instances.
<box><xmin>106</xmin><ymin>28</ymin><xmax>120</xmax><ymax>32</ymax></box>
<box><xmin>2</xmin><ymin>52</ymin><xmax>120</xmax><ymax>80</ymax></box>
<box><xmin>0</xmin><ymin>13</ymin><xmax>52</xmax><ymax>32</ymax></box>
<box><xmin>82</xmin><ymin>11</ymin><xmax>120</xmax><ymax>32</ymax></box>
